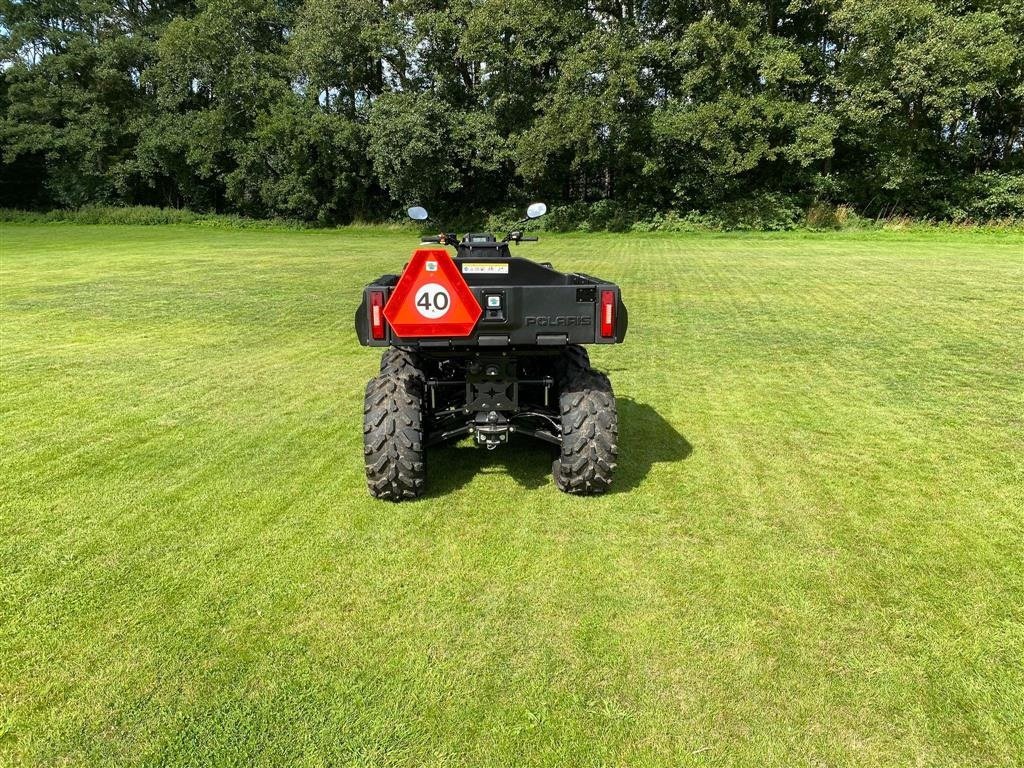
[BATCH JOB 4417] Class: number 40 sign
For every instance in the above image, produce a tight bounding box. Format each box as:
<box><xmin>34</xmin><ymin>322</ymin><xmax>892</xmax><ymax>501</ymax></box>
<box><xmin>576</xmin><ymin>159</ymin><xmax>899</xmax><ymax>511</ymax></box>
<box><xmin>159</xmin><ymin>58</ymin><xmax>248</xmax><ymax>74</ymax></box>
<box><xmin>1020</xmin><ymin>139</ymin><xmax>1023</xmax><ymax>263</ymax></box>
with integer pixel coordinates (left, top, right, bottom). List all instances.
<box><xmin>414</xmin><ymin>283</ymin><xmax>451</xmax><ymax>319</ymax></box>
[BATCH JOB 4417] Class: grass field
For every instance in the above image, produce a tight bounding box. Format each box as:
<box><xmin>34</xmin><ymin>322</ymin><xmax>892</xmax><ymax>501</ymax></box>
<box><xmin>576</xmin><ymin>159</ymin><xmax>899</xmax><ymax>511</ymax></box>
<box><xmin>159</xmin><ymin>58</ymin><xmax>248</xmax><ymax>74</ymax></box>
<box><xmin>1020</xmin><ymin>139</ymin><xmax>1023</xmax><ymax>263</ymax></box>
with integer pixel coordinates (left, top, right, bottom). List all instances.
<box><xmin>1</xmin><ymin>223</ymin><xmax>1022</xmax><ymax>767</ymax></box>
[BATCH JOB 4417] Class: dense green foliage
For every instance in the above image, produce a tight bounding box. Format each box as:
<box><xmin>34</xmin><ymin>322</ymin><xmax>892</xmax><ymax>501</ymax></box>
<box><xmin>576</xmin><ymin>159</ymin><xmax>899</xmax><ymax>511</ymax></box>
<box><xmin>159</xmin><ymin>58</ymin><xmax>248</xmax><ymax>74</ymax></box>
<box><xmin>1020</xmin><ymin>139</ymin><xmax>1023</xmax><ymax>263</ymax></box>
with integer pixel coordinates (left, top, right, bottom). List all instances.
<box><xmin>2</xmin><ymin>0</ymin><xmax>1023</xmax><ymax>224</ymax></box>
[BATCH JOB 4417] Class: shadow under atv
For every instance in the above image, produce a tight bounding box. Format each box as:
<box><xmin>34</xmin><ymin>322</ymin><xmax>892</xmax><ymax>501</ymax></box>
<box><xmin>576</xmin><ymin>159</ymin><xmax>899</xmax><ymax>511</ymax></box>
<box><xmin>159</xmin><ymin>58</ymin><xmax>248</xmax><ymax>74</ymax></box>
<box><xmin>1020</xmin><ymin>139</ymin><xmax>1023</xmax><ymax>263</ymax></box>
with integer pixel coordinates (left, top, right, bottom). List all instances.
<box><xmin>424</xmin><ymin>398</ymin><xmax>692</xmax><ymax>497</ymax></box>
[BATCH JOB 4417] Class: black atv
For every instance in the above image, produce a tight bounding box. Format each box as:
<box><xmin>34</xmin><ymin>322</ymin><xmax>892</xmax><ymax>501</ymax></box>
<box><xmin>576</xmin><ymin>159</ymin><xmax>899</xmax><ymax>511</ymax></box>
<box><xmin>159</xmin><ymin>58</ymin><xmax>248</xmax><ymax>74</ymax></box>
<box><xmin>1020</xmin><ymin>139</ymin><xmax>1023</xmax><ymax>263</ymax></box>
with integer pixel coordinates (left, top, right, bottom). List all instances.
<box><xmin>354</xmin><ymin>203</ymin><xmax>628</xmax><ymax>500</ymax></box>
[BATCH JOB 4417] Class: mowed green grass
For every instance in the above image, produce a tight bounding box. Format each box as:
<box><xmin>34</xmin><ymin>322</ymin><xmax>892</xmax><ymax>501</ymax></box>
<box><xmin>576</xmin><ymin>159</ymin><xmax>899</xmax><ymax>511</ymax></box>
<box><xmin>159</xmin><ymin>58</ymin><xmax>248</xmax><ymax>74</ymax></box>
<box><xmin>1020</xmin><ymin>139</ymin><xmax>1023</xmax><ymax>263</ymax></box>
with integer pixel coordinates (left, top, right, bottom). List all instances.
<box><xmin>1</xmin><ymin>223</ymin><xmax>1022</xmax><ymax>767</ymax></box>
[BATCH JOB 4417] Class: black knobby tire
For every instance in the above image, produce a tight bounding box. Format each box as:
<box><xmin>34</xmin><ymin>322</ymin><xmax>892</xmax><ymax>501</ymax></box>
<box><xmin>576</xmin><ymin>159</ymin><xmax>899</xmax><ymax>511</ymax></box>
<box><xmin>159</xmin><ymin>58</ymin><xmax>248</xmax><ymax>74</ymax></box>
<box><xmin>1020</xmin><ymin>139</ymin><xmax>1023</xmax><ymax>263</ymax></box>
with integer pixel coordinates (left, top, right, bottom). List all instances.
<box><xmin>380</xmin><ymin>347</ymin><xmax>424</xmax><ymax>380</ymax></box>
<box><xmin>363</xmin><ymin>373</ymin><xmax>426</xmax><ymax>500</ymax></box>
<box><xmin>556</xmin><ymin>345</ymin><xmax>591</xmax><ymax>382</ymax></box>
<box><xmin>554</xmin><ymin>367</ymin><xmax>618</xmax><ymax>494</ymax></box>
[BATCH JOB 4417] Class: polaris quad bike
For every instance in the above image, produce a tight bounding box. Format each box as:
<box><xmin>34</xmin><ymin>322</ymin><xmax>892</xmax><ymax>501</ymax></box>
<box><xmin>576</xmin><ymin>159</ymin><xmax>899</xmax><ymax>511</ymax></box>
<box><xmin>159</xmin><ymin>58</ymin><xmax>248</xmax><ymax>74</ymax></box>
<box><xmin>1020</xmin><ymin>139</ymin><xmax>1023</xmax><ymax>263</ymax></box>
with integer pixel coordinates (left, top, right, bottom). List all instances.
<box><xmin>355</xmin><ymin>203</ymin><xmax>628</xmax><ymax>500</ymax></box>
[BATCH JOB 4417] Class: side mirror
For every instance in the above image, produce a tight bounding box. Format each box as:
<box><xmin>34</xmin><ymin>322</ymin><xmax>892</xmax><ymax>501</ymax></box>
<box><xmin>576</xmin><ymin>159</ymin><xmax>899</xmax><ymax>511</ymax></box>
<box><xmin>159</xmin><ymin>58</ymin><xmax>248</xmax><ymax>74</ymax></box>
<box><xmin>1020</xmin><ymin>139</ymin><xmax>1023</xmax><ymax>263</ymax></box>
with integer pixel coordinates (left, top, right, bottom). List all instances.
<box><xmin>407</xmin><ymin>206</ymin><xmax>428</xmax><ymax>221</ymax></box>
<box><xmin>526</xmin><ymin>202</ymin><xmax>547</xmax><ymax>219</ymax></box>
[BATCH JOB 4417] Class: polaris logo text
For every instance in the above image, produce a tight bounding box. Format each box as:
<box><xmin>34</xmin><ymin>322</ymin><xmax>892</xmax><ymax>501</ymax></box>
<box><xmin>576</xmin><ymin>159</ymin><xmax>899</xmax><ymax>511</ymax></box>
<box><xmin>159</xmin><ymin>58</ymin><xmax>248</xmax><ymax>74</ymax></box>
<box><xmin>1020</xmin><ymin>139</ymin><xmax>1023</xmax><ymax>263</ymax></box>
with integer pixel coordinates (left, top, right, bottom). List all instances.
<box><xmin>525</xmin><ymin>316</ymin><xmax>593</xmax><ymax>327</ymax></box>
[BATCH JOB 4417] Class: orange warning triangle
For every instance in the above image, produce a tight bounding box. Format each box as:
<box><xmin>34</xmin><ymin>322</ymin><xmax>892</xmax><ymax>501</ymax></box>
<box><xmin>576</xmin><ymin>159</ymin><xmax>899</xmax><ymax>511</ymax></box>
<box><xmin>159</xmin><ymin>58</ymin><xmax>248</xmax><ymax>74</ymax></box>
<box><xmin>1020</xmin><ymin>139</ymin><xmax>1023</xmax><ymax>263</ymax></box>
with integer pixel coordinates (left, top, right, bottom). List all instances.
<box><xmin>383</xmin><ymin>248</ymin><xmax>482</xmax><ymax>338</ymax></box>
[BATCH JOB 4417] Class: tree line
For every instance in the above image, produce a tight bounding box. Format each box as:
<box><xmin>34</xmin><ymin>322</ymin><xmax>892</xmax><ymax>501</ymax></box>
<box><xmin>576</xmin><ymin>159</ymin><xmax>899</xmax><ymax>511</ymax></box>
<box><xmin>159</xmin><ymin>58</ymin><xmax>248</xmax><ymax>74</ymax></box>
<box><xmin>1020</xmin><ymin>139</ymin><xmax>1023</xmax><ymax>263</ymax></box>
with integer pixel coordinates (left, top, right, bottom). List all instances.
<box><xmin>2</xmin><ymin>0</ymin><xmax>1022</xmax><ymax>225</ymax></box>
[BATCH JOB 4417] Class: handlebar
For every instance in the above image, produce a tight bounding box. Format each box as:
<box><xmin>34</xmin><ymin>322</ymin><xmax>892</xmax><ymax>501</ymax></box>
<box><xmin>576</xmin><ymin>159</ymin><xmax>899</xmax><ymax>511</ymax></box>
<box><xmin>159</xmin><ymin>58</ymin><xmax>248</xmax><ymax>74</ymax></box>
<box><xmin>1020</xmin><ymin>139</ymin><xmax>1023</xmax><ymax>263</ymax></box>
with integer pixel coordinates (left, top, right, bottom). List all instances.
<box><xmin>503</xmin><ymin>230</ymin><xmax>539</xmax><ymax>243</ymax></box>
<box><xmin>419</xmin><ymin>233</ymin><xmax>458</xmax><ymax>245</ymax></box>
<box><xmin>419</xmin><ymin>232</ymin><xmax>538</xmax><ymax>245</ymax></box>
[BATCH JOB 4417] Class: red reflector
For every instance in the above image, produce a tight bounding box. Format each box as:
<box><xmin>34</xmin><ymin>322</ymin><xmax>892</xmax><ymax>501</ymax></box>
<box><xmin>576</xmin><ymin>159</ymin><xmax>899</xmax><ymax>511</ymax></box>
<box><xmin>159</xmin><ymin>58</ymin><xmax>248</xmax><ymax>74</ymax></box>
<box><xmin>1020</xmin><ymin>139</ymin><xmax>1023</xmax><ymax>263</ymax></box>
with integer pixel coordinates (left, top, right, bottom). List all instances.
<box><xmin>600</xmin><ymin>290</ymin><xmax>615</xmax><ymax>338</ymax></box>
<box><xmin>369</xmin><ymin>290</ymin><xmax>386</xmax><ymax>340</ymax></box>
<box><xmin>383</xmin><ymin>248</ymin><xmax>481</xmax><ymax>338</ymax></box>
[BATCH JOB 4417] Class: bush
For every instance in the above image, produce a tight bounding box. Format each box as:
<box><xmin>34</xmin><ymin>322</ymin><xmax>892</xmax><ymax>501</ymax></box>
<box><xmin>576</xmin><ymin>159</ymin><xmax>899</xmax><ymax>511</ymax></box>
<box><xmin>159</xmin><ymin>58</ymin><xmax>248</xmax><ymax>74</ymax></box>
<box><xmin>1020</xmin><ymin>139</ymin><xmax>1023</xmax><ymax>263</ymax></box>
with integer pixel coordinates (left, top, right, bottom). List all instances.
<box><xmin>629</xmin><ymin>194</ymin><xmax>805</xmax><ymax>232</ymax></box>
<box><xmin>806</xmin><ymin>203</ymin><xmax>871</xmax><ymax>230</ymax></box>
<box><xmin>4</xmin><ymin>199</ymin><xmax>1021</xmax><ymax>233</ymax></box>
<box><xmin>540</xmin><ymin>201</ymin><xmax>649</xmax><ymax>232</ymax></box>
<box><xmin>482</xmin><ymin>207</ymin><xmax>537</xmax><ymax>234</ymax></box>
<box><xmin>712</xmin><ymin>194</ymin><xmax>804</xmax><ymax>231</ymax></box>
<box><xmin>964</xmin><ymin>173</ymin><xmax>1024</xmax><ymax>221</ymax></box>
<box><xmin>0</xmin><ymin>206</ymin><xmax>200</xmax><ymax>225</ymax></box>
<box><xmin>0</xmin><ymin>205</ymin><xmax>312</xmax><ymax>229</ymax></box>
<box><xmin>631</xmin><ymin>211</ymin><xmax>717</xmax><ymax>232</ymax></box>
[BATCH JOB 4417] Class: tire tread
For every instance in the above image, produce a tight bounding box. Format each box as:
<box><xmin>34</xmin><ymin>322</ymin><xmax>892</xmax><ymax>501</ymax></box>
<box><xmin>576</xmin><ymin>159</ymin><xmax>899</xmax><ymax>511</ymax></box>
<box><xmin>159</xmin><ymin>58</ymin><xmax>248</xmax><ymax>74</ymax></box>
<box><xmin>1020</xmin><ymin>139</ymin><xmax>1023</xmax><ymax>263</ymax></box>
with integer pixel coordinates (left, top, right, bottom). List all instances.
<box><xmin>554</xmin><ymin>366</ymin><xmax>617</xmax><ymax>494</ymax></box>
<box><xmin>363</xmin><ymin>373</ymin><xmax>426</xmax><ymax>500</ymax></box>
<box><xmin>380</xmin><ymin>347</ymin><xmax>424</xmax><ymax>380</ymax></box>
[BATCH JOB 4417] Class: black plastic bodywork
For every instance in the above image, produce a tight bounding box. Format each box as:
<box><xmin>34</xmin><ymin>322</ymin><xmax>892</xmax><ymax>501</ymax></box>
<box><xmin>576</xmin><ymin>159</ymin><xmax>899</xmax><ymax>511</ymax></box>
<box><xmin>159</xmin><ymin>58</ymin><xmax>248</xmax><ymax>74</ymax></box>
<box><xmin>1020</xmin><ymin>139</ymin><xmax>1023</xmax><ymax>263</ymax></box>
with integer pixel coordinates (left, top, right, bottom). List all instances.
<box><xmin>355</xmin><ymin>252</ymin><xmax>628</xmax><ymax>349</ymax></box>
<box><xmin>355</xmin><ymin>240</ymin><xmax>627</xmax><ymax>449</ymax></box>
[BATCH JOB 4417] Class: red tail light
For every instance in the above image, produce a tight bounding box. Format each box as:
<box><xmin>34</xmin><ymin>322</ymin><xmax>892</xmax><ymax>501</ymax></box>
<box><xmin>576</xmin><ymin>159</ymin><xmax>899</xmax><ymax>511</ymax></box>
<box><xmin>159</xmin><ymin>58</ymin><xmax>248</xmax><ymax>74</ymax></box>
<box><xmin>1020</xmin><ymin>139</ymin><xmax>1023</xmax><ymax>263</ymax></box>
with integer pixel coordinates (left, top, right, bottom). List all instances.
<box><xmin>600</xmin><ymin>290</ymin><xmax>616</xmax><ymax>338</ymax></box>
<box><xmin>369</xmin><ymin>290</ymin><xmax>386</xmax><ymax>340</ymax></box>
